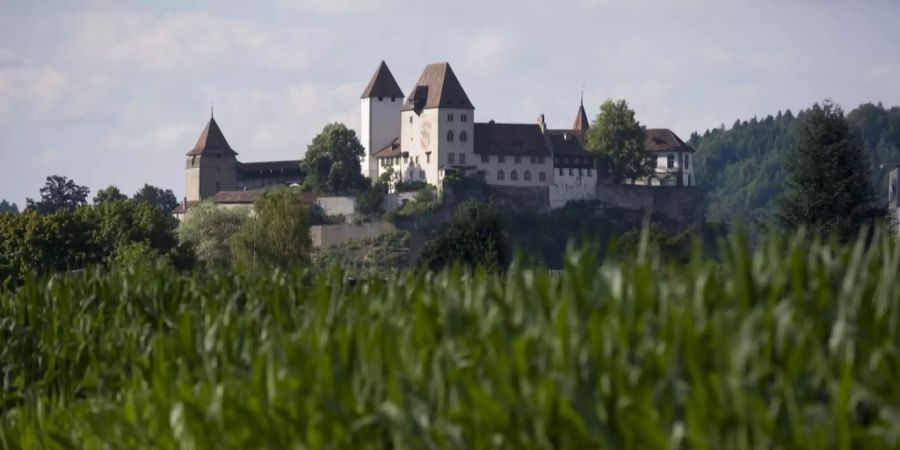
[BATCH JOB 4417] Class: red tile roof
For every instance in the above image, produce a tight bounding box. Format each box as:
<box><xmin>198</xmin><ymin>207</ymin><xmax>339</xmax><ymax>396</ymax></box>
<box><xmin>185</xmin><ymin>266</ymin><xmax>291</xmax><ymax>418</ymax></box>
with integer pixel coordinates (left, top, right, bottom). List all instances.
<box><xmin>360</xmin><ymin>61</ymin><xmax>404</xmax><ymax>99</ymax></box>
<box><xmin>373</xmin><ymin>138</ymin><xmax>402</xmax><ymax>158</ymax></box>
<box><xmin>403</xmin><ymin>63</ymin><xmax>474</xmax><ymax>111</ymax></box>
<box><xmin>186</xmin><ymin>118</ymin><xmax>237</xmax><ymax>156</ymax></box>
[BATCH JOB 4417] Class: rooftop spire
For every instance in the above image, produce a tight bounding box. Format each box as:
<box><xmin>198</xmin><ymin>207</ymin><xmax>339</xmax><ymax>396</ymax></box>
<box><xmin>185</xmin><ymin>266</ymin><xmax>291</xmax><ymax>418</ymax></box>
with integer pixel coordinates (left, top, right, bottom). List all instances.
<box><xmin>186</xmin><ymin>115</ymin><xmax>237</xmax><ymax>156</ymax></box>
<box><xmin>573</xmin><ymin>95</ymin><xmax>589</xmax><ymax>132</ymax></box>
<box><xmin>361</xmin><ymin>61</ymin><xmax>404</xmax><ymax>99</ymax></box>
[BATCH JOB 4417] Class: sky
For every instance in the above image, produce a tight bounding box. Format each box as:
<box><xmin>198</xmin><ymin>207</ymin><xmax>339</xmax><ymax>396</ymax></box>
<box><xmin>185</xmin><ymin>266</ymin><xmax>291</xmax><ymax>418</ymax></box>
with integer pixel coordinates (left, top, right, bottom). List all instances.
<box><xmin>1</xmin><ymin>0</ymin><xmax>899</xmax><ymax>206</ymax></box>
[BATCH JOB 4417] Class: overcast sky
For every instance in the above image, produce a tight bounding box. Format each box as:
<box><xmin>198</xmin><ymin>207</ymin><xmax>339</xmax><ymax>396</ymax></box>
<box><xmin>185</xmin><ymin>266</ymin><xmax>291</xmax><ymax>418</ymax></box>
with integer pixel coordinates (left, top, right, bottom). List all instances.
<box><xmin>1</xmin><ymin>0</ymin><xmax>899</xmax><ymax>205</ymax></box>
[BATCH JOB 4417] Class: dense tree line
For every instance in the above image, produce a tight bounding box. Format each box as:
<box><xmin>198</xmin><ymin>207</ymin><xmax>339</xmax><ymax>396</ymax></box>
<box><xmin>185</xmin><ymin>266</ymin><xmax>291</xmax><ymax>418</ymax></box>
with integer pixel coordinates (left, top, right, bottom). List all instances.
<box><xmin>691</xmin><ymin>102</ymin><xmax>900</xmax><ymax>225</ymax></box>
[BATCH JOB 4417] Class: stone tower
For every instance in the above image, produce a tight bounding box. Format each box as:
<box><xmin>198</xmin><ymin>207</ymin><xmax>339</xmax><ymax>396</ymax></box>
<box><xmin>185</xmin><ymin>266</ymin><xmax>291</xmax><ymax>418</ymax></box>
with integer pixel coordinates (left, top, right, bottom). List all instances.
<box><xmin>185</xmin><ymin>114</ymin><xmax>238</xmax><ymax>202</ymax></box>
<box><xmin>360</xmin><ymin>61</ymin><xmax>404</xmax><ymax>180</ymax></box>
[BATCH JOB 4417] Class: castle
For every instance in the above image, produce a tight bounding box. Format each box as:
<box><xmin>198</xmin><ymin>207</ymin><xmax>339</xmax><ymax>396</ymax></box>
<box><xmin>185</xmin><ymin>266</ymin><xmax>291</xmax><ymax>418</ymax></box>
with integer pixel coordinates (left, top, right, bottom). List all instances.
<box><xmin>179</xmin><ymin>61</ymin><xmax>696</xmax><ymax>214</ymax></box>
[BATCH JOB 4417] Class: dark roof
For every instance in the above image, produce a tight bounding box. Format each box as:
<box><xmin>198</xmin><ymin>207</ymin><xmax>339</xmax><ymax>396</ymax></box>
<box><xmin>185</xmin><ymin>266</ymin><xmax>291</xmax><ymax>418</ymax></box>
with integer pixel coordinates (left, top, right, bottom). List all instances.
<box><xmin>374</xmin><ymin>138</ymin><xmax>401</xmax><ymax>158</ymax></box>
<box><xmin>474</xmin><ymin>122</ymin><xmax>551</xmax><ymax>157</ymax></box>
<box><xmin>644</xmin><ymin>128</ymin><xmax>695</xmax><ymax>153</ymax></box>
<box><xmin>546</xmin><ymin>131</ymin><xmax>593</xmax><ymax>158</ymax></box>
<box><xmin>238</xmin><ymin>160</ymin><xmax>303</xmax><ymax>174</ymax></box>
<box><xmin>403</xmin><ymin>62</ymin><xmax>474</xmax><ymax>111</ymax></box>
<box><xmin>187</xmin><ymin>118</ymin><xmax>237</xmax><ymax>156</ymax></box>
<box><xmin>573</xmin><ymin>102</ymin><xmax>590</xmax><ymax>132</ymax></box>
<box><xmin>360</xmin><ymin>61</ymin><xmax>404</xmax><ymax>99</ymax></box>
<box><xmin>212</xmin><ymin>190</ymin><xmax>317</xmax><ymax>204</ymax></box>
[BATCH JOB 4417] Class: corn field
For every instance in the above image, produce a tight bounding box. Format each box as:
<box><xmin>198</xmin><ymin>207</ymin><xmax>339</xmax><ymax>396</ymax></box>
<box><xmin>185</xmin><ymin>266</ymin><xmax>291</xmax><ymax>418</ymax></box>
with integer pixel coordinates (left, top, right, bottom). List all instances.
<box><xmin>1</xmin><ymin>230</ymin><xmax>899</xmax><ymax>449</ymax></box>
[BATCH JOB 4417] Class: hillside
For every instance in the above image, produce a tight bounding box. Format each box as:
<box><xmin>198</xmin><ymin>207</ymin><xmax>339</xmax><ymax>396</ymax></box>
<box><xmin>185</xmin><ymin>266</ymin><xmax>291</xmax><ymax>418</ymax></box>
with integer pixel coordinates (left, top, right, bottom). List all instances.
<box><xmin>689</xmin><ymin>103</ymin><xmax>900</xmax><ymax>223</ymax></box>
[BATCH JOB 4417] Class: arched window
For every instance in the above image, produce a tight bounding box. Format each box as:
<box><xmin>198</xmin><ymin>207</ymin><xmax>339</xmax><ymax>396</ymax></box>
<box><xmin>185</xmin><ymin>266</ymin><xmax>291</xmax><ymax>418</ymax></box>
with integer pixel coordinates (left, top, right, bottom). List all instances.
<box><xmin>524</xmin><ymin>170</ymin><xmax>531</xmax><ymax>181</ymax></box>
<box><xmin>497</xmin><ymin>170</ymin><xmax>505</xmax><ymax>181</ymax></box>
<box><xmin>409</xmin><ymin>116</ymin><xmax>413</xmax><ymax>124</ymax></box>
<box><xmin>447</xmin><ymin>130</ymin><xmax>454</xmax><ymax>142</ymax></box>
<box><xmin>510</xmin><ymin>170</ymin><xmax>518</xmax><ymax>181</ymax></box>
<box><xmin>459</xmin><ymin>131</ymin><xmax>468</xmax><ymax>142</ymax></box>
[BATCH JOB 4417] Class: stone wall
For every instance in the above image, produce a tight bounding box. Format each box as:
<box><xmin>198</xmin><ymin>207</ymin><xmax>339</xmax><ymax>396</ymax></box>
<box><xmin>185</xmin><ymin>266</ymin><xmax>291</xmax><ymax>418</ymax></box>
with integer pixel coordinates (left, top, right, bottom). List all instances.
<box><xmin>310</xmin><ymin>222</ymin><xmax>397</xmax><ymax>248</ymax></box>
<box><xmin>595</xmin><ymin>183</ymin><xmax>705</xmax><ymax>227</ymax></box>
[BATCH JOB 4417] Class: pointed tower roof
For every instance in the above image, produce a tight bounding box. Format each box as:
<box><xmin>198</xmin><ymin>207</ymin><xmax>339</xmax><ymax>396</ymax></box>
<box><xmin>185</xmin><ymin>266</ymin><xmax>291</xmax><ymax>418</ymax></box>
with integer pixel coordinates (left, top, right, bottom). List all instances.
<box><xmin>186</xmin><ymin>117</ymin><xmax>237</xmax><ymax>156</ymax></box>
<box><xmin>361</xmin><ymin>61</ymin><xmax>405</xmax><ymax>99</ymax></box>
<box><xmin>403</xmin><ymin>62</ymin><xmax>474</xmax><ymax>111</ymax></box>
<box><xmin>573</xmin><ymin>101</ymin><xmax>590</xmax><ymax>132</ymax></box>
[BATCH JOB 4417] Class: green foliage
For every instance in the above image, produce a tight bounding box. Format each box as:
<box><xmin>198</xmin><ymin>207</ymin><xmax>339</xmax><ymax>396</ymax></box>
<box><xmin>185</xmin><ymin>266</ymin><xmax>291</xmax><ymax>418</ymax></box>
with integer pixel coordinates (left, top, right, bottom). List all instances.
<box><xmin>394</xmin><ymin>179</ymin><xmax>428</xmax><ymax>192</ymax></box>
<box><xmin>229</xmin><ymin>188</ymin><xmax>312</xmax><ymax>271</ymax></box>
<box><xmin>0</xmin><ymin>210</ymin><xmax>100</xmax><ymax>287</ymax></box>
<box><xmin>3</xmin><ymin>230</ymin><xmax>900</xmax><ymax>448</ymax></box>
<box><xmin>0</xmin><ymin>199</ymin><xmax>18</xmax><ymax>214</ymax></box>
<box><xmin>585</xmin><ymin>99</ymin><xmax>653</xmax><ymax>182</ymax></box>
<box><xmin>25</xmin><ymin>175</ymin><xmax>89</xmax><ymax>214</ymax></box>
<box><xmin>387</xmin><ymin>184</ymin><xmax>442</xmax><ymax>221</ymax></box>
<box><xmin>776</xmin><ymin>101</ymin><xmax>880</xmax><ymax>239</ymax></box>
<box><xmin>177</xmin><ymin>201</ymin><xmax>247</xmax><ymax>270</ymax></box>
<box><xmin>419</xmin><ymin>200</ymin><xmax>507</xmax><ymax>271</ymax></box>
<box><xmin>92</xmin><ymin>185</ymin><xmax>127</xmax><ymax>204</ymax></box>
<box><xmin>355</xmin><ymin>178</ymin><xmax>388</xmax><ymax>216</ymax></box>
<box><xmin>133</xmin><ymin>183</ymin><xmax>179</xmax><ymax>215</ymax></box>
<box><xmin>312</xmin><ymin>231</ymin><xmax>410</xmax><ymax>275</ymax></box>
<box><xmin>302</xmin><ymin>123</ymin><xmax>367</xmax><ymax>194</ymax></box>
<box><xmin>76</xmin><ymin>200</ymin><xmax>182</xmax><ymax>267</ymax></box>
<box><xmin>692</xmin><ymin>102</ymin><xmax>900</xmax><ymax>225</ymax></box>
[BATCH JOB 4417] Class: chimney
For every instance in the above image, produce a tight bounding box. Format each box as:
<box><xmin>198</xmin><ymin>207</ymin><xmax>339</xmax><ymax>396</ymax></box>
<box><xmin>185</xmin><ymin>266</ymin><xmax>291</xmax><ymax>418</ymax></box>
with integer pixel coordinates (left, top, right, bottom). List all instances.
<box><xmin>537</xmin><ymin>114</ymin><xmax>546</xmax><ymax>132</ymax></box>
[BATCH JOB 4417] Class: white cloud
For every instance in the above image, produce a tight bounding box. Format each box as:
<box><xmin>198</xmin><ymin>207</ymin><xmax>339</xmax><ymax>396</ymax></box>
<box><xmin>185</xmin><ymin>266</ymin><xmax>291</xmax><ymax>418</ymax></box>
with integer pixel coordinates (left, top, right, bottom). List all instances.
<box><xmin>63</xmin><ymin>10</ymin><xmax>336</xmax><ymax>72</ymax></box>
<box><xmin>463</xmin><ymin>30</ymin><xmax>517</xmax><ymax>75</ymax></box>
<box><xmin>277</xmin><ymin>0</ymin><xmax>385</xmax><ymax>14</ymax></box>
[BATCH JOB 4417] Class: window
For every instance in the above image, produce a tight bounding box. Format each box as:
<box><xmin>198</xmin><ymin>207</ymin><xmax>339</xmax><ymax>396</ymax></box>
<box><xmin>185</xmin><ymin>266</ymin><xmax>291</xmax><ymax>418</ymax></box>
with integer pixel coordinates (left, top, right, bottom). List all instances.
<box><xmin>378</xmin><ymin>96</ymin><xmax>383</xmax><ymax>101</ymax></box>
<box><xmin>587</xmin><ymin>168</ymin><xmax>592</xmax><ymax>176</ymax></box>
<box><xmin>391</xmin><ymin>97</ymin><xmax>396</xmax><ymax>102</ymax></box>
<box><xmin>481</xmin><ymin>155</ymin><xmax>489</xmax><ymax>163</ymax></box>
<box><xmin>539</xmin><ymin>172</ymin><xmax>546</xmax><ymax>182</ymax></box>
<box><xmin>558</xmin><ymin>167</ymin><xmax>563</xmax><ymax>176</ymax></box>
<box><xmin>447</xmin><ymin>113</ymin><xmax>454</xmax><ymax>121</ymax></box>
<box><xmin>461</xmin><ymin>114</ymin><xmax>468</xmax><ymax>122</ymax></box>
<box><xmin>498</xmin><ymin>170</ymin><xmax>505</xmax><ymax>181</ymax></box>
<box><xmin>578</xmin><ymin>168</ymin><xmax>583</xmax><ymax>176</ymax></box>
<box><xmin>569</xmin><ymin>168</ymin><xmax>574</xmax><ymax>176</ymax></box>
<box><xmin>667</xmin><ymin>154</ymin><xmax>675</xmax><ymax>169</ymax></box>
<box><xmin>498</xmin><ymin>155</ymin><xmax>505</xmax><ymax>163</ymax></box>
<box><xmin>448</xmin><ymin>152</ymin><xmax>455</xmax><ymax>164</ymax></box>
<box><xmin>511</xmin><ymin>170</ymin><xmax>518</xmax><ymax>181</ymax></box>
<box><xmin>524</xmin><ymin>170</ymin><xmax>531</xmax><ymax>181</ymax></box>
<box><xmin>648</xmin><ymin>156</ymin><xmax>658</xmax><ymax>168</ymax></box>
<box><xmin>514</xmin><ymin>156</ymin><xmax>521</xmax><ymax>164</ymax></box>
<box><xmin>460</xmin><ymin>153</ymin><xmax>466</xmax><ymax>164</ymax></box>
<box><xmin>420</xmin><ymin>171</ymin><xmax>425</xmax><ymax>180</ymax></box>
<box><xmin>459</xmin><ymin>131</ymin><xmax>468</xmax><ymax>142</ymax></box>
<box><xmin>447</xmin><ymin>130</ymin><xmax>455</xmax><ymax>142</ymax></box>
<box><xmin>415</xmin><ymin>156</ymin><xmax>419</xmax><ymax>164</ymax></box>
<box><xmin>684</xmin><ymin>154</ymin><xmax>690</xmax><ymax>170</ymax></box>
<box><xmin>409</xmin><ymin>116</ymin><xmax>413</xmax><ymax>124</ymax></box>
<box><xmin>426</xmin><ymin>153</ymin><xmax>431</xmax><ymax>163</ymax></box>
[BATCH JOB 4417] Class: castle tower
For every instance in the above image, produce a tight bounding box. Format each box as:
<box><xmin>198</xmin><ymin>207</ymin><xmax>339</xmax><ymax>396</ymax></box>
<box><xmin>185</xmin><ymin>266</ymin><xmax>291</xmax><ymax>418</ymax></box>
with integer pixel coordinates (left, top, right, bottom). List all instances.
<box><xmin>400</xmin><ymin>62</ymin><xmax>474</xmax><ymax>185</ymax></box>
<box><xmin>360</xmin><ymin>61</ymin><xmax>404</xmax><ymax>180</ymax></box>
<box><xmin>185</xmin><ymin>113</ymin><xmax>238</xmax><ymax>202</ymax></box>
<box><xmin>572</xmin><ymin>98</ymin><xmax>590</xmax><ymax>143</ymax></box>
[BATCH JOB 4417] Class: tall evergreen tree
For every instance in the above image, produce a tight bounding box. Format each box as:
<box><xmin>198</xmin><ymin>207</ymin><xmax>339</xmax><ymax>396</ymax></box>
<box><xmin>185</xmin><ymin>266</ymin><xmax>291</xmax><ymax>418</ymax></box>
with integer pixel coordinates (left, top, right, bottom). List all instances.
<box><xmin>776</xmin><ymin>101</ymin><xmax>879</xmax><ymax>239</ymax></box>
<box><xmin>0</xmin><ymin>200</ymin><xmax>18</xmax><ymax>214</ymax></box>
<box><xmin>585</xmin><ymin>100</ymin><xmax>652</xmax><ymax>182</ymax></box>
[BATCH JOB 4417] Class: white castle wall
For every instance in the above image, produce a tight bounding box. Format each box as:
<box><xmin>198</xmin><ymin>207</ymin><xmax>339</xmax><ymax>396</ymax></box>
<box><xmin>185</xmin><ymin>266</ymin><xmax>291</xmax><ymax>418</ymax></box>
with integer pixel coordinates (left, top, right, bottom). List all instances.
<box><xmin>477</xmin><ymin>155</ymin><xmax>553</xmax><ymax>187</ymax></box>
<box><xmin>550</xmin><ymin>168</ymin><xmax>598</xmax><ymax>209</ymax></box>
<box><xmin>361</xmin><ymin>97</ymin><xmax>402</xmax><ymax>180</ymax></box>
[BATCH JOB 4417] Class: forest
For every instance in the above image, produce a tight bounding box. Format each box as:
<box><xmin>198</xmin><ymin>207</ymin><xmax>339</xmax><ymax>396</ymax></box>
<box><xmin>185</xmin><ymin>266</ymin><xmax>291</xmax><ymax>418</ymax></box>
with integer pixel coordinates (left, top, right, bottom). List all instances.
<box><xmin>690</xmin><ymin>102</ymin><xmax>900</xmax><ymax>224</ymax></box>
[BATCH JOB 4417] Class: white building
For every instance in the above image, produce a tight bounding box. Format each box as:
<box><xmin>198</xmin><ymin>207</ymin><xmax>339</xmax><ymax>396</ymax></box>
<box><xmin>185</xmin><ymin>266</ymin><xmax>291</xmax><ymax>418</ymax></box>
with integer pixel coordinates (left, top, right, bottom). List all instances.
<box><xmin>359</xmin><ymin>61</ymin><xmax>692</xmax><ymax>208</ymax></box>
<box><xmin>638</xmin><ymin>129</ymin><xmax>696</xmax><ymax>187</ymax></box>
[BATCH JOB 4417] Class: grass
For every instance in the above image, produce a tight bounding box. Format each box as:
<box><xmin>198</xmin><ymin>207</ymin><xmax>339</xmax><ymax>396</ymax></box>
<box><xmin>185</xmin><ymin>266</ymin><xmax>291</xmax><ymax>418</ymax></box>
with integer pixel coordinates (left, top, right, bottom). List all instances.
<box><xmin>1</xmin><ymin>229</ymin><xmax>899</xmax><ymax>449</ymax></box>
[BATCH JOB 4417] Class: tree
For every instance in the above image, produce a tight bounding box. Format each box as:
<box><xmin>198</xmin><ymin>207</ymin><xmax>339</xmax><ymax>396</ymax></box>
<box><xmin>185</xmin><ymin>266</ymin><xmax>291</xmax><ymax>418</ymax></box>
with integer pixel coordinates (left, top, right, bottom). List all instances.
<box><xmin>177</xmin><ymin>201</ymin><xmax>247</xmax><ymax>270</ymax></box>
<box><xmin>133</xmin><ymin>184</ymin><xmax>179</xmax><ymax>215</ymax></box>
<box><xmin>419</xmin><ymin>200</ymin><xmax>507</xmax><ymax>272</ymax></box>
<box><xmin>26</xmin><ymin>175</ymin><xmax>90</xmax><ymax>214</ymax></box>
<box><xmin>302</xmin><ymin>123</ymin><xmax>367</xmax><ymax>194</ymax></box>
<box><xmin>93</xmin><ymin>185</ymin><xmax>128</xmax><ymax>204</ymax></box>
<box><xmin>585</xmin><ymin>100</ymin><xmax>653</xmax><ymax>182</ymax></box>
<box><xmin>355</xmin><ymin>172</ymin><xmax>390</xmax><ymax>216</ymax></box>
<box><xmin>230</xmin><ymin>188</ymin><xmax>312</xmax><ymax>270</ymax></box>
<box><xmin>76</xmin><ymin>200</ymin><xmax>189</xmax><ymax>269</ymax></box>
<box><xmin>0</xmin><ymin>200</ymin><xmax>18</xmax><ymax>214</ymax></box>
<box><xmin>776</xmin><ymin>101</ymin><xmax>879</xmax><ymax>240</ymax></box>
